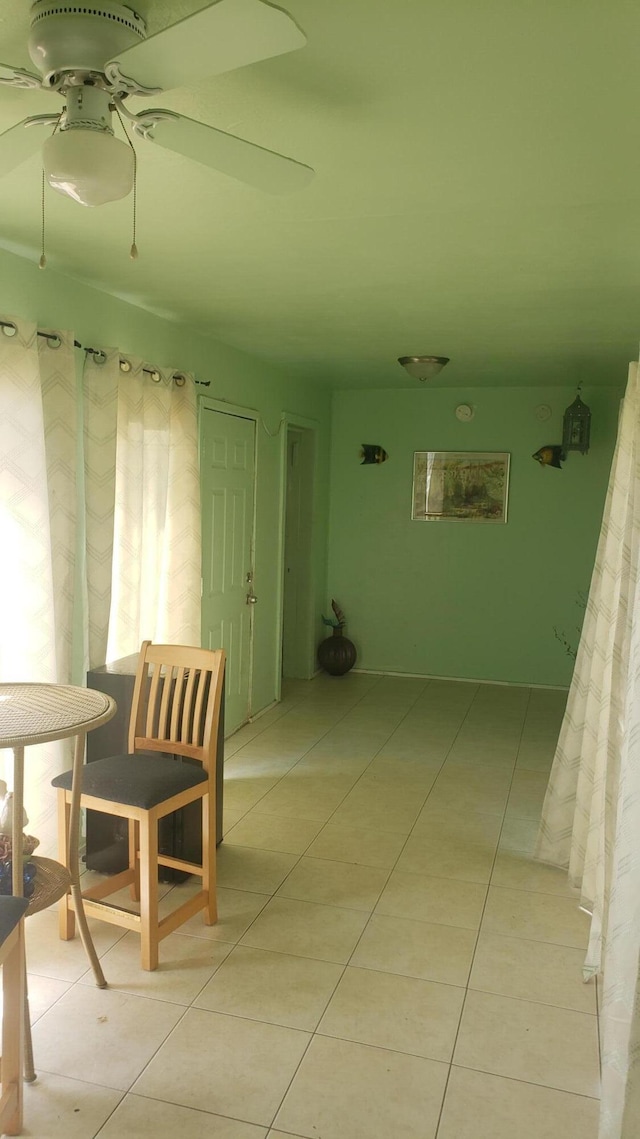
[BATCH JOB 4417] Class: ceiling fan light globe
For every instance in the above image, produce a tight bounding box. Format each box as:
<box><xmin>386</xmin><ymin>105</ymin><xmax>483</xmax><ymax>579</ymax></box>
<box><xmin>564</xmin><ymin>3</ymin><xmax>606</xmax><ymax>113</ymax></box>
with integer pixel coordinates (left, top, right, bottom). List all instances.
<box><xmin>43</xmin><ymin>130</ymin><xmax>134</xmax><ymax>207</ymax></box>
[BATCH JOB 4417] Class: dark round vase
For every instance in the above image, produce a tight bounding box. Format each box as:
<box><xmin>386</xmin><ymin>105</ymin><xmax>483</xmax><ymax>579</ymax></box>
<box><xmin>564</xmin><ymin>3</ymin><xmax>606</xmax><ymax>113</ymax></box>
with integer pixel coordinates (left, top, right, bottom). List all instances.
<box><xmin>317</xmin><ymin>628</ymin><xmax>357</xmax><ymax>676</ymax></box>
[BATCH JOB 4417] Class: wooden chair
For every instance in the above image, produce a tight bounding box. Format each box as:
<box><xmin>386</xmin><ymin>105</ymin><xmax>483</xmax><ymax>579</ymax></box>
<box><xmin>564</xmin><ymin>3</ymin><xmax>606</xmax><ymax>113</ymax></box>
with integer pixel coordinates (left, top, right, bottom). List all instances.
<box><xmin>52</xmin><ymin>642</ymin><xmax>225</xmax><ymax>970</ymax></box>
<box><xmin>0</xmin><ymin>895</ymin><xmax>28</xmax><ymax>1136</ymax></box>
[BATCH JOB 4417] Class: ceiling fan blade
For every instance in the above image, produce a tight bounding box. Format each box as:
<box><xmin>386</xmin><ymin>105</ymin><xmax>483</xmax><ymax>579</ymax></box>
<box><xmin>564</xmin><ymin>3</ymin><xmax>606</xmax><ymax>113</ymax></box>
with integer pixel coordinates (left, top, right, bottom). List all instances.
<box><xmin>0</xmin><ymin>63</ymin><xmax>42</xmax><ymax>90</ymax></box>
<box><xmin>106</xmin><ymin>0</ymin><xmax>306</xmax><ymax>95</ymax></box>
<box><xmin>0</xmin><ymin>119</ymin><xmax>49</xmax><ymax>178</ymax></box>
<box><xmin>137</xmin><ymin>110</ymin><xmax>314</xmax><ymax>194</ymax></box>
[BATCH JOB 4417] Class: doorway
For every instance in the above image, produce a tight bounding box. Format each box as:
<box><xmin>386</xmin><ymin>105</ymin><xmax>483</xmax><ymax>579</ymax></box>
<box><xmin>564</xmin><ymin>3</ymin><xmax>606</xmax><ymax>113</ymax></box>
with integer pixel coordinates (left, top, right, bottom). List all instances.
<box><xmin>200</xmin><ymin>406</ymin><xmax>256</xmax><ymax>734</ymax></box>
<box><xmin>281</xmin><ymin>424</ymin><xmax>316</xmax><ymax>679</ymax></box>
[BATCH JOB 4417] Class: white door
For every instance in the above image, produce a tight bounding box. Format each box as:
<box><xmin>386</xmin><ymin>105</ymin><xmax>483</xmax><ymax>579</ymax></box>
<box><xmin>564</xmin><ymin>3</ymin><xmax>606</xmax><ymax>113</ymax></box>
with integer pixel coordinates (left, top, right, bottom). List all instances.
<box><xmin>282</xmin><ymin>430</ymin><xmax>303</xmax><ymax>677</ymax></box>
<box><xmin>201</xmin><ymin>409</ymin><xmax>256</xmax><ymax>734</ymax></box>
<box><xmin>281</xmin><ymin>425</ymin><xmax>316</xmax><ymax>679</ymax></box>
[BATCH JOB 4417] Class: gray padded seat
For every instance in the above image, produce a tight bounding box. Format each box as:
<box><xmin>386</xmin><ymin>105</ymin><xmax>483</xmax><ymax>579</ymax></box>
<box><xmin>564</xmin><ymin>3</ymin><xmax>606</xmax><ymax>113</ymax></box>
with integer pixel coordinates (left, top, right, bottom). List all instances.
<box><xmin>52</xmin><ymin>753</ymin><xmax>207</xmax><ymax>810</ymax></box>
<box><xmin>0</xmin><ymin>895</ymin><xmax>28</xmax><ymax>945</ymax></box>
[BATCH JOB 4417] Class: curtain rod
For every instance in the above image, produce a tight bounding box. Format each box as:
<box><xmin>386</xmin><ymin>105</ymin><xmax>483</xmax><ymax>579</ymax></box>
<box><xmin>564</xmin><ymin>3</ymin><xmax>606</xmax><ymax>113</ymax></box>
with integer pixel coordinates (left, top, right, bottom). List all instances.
<box><xmin>0</xmin><ymin>320</ymin><xmax>210</xmax><ymax>386</ymax></box>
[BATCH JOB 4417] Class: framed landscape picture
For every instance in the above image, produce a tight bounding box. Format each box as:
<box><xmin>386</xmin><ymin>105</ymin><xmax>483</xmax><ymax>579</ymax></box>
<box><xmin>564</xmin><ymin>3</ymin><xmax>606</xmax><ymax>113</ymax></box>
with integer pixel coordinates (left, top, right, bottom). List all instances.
<box><xmin>411</xmin><ymin>451</ymin><xmax>510</xmax><ymax>523</ymax></box>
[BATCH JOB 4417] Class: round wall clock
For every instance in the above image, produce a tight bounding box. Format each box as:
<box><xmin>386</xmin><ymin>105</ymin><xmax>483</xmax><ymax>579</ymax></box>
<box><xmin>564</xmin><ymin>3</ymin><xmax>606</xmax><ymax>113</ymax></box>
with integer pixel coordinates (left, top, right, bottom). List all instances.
<box><xmin>455</xmin><ymin>404</ymin><xmax>474</xmax><ymax>421</ymax></box>
<box><xmin>535</xmin><ymin>404</ymin><xmax>552</xmax><ymax>421</ymax></box>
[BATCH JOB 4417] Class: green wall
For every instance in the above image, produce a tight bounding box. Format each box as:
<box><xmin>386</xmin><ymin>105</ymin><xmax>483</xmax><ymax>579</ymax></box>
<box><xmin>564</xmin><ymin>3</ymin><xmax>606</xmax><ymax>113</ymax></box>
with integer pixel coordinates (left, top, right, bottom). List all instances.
<box><xmin>0</xmin><ymin>243</ymin><xmax>626</xmax><ymax>697</ymax></box>
<box><xmin>0</xmin><ymin>247</ymin><xmax>332</xmax><ymax>714</ymax></box>
<box><xmin>327</xmin><ymin>384</ymin><xmax>622</xmax><ymax>687</ymax></box>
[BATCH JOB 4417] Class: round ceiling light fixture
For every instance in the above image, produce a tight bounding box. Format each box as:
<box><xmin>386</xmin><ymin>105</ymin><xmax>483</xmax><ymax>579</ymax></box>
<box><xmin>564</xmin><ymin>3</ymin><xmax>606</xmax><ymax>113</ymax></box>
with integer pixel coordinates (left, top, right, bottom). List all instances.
<box><xmin>398</xmin><ymin>355</ymin><xmax>450</xmax><ymax>382</ymax></box>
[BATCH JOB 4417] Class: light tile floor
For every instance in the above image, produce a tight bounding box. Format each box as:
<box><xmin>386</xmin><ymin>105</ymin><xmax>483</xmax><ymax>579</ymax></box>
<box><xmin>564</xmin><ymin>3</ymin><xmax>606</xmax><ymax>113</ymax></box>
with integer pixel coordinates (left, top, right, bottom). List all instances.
<box><xmin>22</xmin><ymin>674</ymin><xmax>600</xmax><ymax>1138</ymax></box>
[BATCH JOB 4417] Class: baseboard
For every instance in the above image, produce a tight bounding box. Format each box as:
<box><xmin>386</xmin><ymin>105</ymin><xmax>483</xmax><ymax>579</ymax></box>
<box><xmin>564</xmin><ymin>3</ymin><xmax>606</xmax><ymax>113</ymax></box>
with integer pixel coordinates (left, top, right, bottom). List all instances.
<box><xmin>247</xmin><ymin>699</ymin><xmax>280</xmax><ymax>723</ymax></box>
<box><xmin>350</xmin><ymin>668</ymin><xmax>569</xmax><ymax>692</ymax></box>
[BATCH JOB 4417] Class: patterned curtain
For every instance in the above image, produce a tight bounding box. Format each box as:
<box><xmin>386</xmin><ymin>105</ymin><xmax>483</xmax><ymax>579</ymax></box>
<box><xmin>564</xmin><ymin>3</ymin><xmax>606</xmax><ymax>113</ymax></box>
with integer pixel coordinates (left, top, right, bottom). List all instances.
<box><xmin>0</xmin><ymin>318</ymin><xmax>202</xmax><ymax>852</ymax></box>
<box><xmin>84</xmin><ymin>352</ymin><xmax>201</xmax><ymax>665</ymax></box>
<box><xmin>536</xmin><ymin>361</ymin><xmax>640</xmax><ymax>1139</ymax></box>
<box><xmin>0</xmin><ymin>320</ymin><xmax>77</xmax><ymax>851</ymax></box>
<box><xmin>83</xmin><ymin>348</ymin><xmax>118</xmax><ymax>671</ymax></box>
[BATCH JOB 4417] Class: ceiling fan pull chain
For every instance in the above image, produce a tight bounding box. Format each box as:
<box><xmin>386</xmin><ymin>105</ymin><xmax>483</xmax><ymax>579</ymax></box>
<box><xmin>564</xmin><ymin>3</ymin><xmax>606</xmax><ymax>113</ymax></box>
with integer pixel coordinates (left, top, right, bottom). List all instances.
<box><xmin>39</xmin><ymin>167</ymin><xmax>46</xmax><ymax>269</ymax></box>
<box><xmin>129</xmin><ymin>150</ymin><xmax>138</xmax><ymax>260</ymax></box>
<box><xmin>115</xmin><ymin>101</ymin><xmax>138</xmax><ymax>260</ymax></box>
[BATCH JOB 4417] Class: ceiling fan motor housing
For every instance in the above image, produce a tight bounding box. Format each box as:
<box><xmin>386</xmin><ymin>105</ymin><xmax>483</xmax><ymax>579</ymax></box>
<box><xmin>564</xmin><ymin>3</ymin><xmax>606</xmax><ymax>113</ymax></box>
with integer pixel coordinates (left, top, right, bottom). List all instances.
<box><xmin>28</xmin><ymin>2</ymin><xmax>147</xmax><ymax>86</ymax></box>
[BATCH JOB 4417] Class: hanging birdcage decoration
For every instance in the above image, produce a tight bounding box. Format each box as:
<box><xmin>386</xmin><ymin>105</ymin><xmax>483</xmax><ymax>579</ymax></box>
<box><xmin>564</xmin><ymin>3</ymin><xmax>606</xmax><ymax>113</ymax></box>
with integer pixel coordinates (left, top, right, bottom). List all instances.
<box><xmin>562</xmin><ymin>388</ymin><xmax>591</xmax><ymax>455</ymax></box>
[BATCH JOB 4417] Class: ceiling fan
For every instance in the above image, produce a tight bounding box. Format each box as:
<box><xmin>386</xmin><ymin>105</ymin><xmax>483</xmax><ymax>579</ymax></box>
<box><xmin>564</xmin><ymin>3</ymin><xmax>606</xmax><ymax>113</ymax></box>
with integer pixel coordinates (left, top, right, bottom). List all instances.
<box><xmin>0</xmin><ymin>0</ymin><xmax>314</xmax><ymax>208</ymax></box>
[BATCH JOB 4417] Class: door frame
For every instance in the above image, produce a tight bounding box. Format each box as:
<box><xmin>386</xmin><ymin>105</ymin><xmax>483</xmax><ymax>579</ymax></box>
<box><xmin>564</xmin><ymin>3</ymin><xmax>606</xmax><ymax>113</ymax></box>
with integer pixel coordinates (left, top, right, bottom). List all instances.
<box><xmin>276</xmin><ymin>412</ymin><xmax>319</xmax><ymax>696</ymax></box>
<box><xmin>198</xmin><ymin>395</ymin><xmax>259</xmax><ymax>721</ymax></box>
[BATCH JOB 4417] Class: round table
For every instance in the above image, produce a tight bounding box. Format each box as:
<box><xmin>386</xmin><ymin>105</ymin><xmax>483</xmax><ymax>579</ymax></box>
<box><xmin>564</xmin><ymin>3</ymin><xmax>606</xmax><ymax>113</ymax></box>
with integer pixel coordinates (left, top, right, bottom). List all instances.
<box><xmin>0</xmin><ymin>683</ymin><xmax>116</xmax><ymax>1080</ymax></box>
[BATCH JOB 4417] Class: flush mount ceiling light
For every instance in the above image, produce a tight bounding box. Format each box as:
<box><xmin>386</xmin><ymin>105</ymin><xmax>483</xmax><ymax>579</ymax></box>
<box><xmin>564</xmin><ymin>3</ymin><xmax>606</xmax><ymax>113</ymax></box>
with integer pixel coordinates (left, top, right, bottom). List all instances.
<box><xmin>398</xmin><ymin>355</ymin><xmax>450</xmax><ymax>382</ymax></box>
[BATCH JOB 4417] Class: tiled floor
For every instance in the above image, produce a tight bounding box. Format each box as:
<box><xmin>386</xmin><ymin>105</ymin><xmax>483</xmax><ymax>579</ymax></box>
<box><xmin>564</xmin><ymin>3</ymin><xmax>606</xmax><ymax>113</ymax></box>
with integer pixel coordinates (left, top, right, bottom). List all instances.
<box><xmin>22</xmin><ymin>673</ymin><xmax>600</xmax><ymax>1138</ymax></box>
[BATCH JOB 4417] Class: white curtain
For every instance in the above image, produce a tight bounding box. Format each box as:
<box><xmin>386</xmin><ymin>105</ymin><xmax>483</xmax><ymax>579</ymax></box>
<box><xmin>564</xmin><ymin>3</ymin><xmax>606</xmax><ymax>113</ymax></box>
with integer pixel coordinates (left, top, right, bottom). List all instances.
<box><xmin>0</xmin><ymin>318</ymin><xmax>202</xmax><ymax>852</ymax></box>
<box><xmin>0</xmin><ymin>321</ymin><xmax>77</xmax><ymax>851</ymax></box>
<box><xmin>84</xmin><ymin>352</ymin><xmax>201</xmax><ymax>666</ymax></box>
<box><xmin>536</xmin><ymin>361</ymin><xmax>640</xmax><ymax>1139</ymax></box>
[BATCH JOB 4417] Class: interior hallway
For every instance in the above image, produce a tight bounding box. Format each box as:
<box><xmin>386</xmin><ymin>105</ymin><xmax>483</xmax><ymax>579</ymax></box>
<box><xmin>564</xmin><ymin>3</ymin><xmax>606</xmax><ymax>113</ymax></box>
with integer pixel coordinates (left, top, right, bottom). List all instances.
<box><xmin>21</xmin><ymin>673</ymin><xmax>599</xmax><ymax>1138</ymax></box>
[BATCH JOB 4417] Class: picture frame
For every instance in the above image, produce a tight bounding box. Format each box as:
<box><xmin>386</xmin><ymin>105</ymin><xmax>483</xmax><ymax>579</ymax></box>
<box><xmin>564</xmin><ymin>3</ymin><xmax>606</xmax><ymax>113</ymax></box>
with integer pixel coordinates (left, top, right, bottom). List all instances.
<box><xmin>411</xmin><ymin>451</ymin><xmax>510</xmax><ymax>523</ymax></box>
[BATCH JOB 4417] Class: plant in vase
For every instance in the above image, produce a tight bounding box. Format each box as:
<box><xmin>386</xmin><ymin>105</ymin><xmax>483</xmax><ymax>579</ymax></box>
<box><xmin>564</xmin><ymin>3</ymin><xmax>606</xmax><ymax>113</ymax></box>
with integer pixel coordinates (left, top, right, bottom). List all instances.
<box><xmin>0</xmin><ymin>781</ymin><xmax>39</xmax><ymax>897</ymax></box>
<box><xmin>318</xmin><ymin>600</ymin><xmax>357</xmax><ymax>676</ymax></box>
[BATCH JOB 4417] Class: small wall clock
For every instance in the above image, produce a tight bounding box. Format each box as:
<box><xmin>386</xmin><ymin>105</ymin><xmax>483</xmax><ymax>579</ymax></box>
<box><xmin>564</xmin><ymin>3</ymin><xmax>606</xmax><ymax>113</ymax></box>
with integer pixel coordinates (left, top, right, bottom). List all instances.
<box><xmin>455</xmin><ymin>404</ymin><xmax>475</xmax><ymax>422</ymax></box>
<box><xmin>535</xmin><ymin>404</ymin><xmax>552</xmax><ymax>421</ymax></box>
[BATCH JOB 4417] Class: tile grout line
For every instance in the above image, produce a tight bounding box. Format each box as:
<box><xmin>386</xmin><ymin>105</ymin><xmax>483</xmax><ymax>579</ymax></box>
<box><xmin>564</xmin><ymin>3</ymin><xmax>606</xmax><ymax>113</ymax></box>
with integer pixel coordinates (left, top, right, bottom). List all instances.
<box><xmin>230</xmin><ymin>674</ymin><xmax>433</xmax><ymax>931</ymax></box>
<box><xmin>432</xmin><ymin>683</ymin><xmax>534</xmax><ymax>1139</ymax></box>
<box><xmin>154</xmin><ymin>674</ymin><xmax>402</xmax><ymax>1006</ymax></box>
<box><xmin>168</xmin><ymin>674</ymin><xmax>397</xmax><ymax>1134</ymax></box>
<box><xmin>242</xmin><ymin>673</ymin><xmax>437</xmax><ymax>1132</ymax></box>
<box><xmin>222</xmin><ymin>672</ymin><xmax>401</xmax><ymax>834</ymax></box>
<box><xmin>339</xmin><ymin>685</ymin><xmax>479</xmax><ymax>972</ymax></box>
<box><xmin>200</xmin><ymin>685</ymin><xmax>570</xmax><ymax>1134</ymax></box>
<box><xmin>39</xmin><ymin>681</ymin><xmax>388</xmax><ymax>1138</ymax></box>
<box><xmin>239</xmin><ymin>681</ymin><xmax>483</xmax><ymax>1132</ymax></box>
<box><xmin>29</xmin><ymin>678</ymin><xmax>574</xmax><ymax>1137</ymax></box>
<box><xmin>171</xmin><ymin>684</ymin><xmax>568</xmax><ymax>1127</ymax></box>
<box><xmin>245</xmin><ymin>675</ymin><xmax>482</xmax><ymax>1131</ymax></box>
<box><xmin>167</xmin><ymin>674</ymin><xmax>392</xmax><ymax>905</ymax></box>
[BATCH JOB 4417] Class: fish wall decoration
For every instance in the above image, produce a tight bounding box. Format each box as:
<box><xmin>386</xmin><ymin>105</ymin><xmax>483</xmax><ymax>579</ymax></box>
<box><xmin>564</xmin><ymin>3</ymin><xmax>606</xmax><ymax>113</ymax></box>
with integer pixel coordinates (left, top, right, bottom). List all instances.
<box><xmin>360</xmin><ymin>444</ymin><xmax>389</xmax><ymax>465</ymax></box>
<box><xmin>532</xmin><ymin>445</ymin><xmax>565</xmax><ymax>469</ymax></box>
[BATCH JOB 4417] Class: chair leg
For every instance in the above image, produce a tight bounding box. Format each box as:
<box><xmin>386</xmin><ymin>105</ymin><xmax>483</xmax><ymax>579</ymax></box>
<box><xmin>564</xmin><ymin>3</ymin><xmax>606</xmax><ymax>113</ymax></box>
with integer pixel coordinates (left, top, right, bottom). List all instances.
<box><xmin>23</xmin><ymin>982</ymin><xmax>36</xmax><ymax>1085</ymax></box>
<box><xmin>1</xmin><ymin>927</ymin><xmax>25</xmax><ymax>1131</ymax></box>
<box><xmin>57</xmin><ymin>790</ymin><xmax>75</xmax><ymax>942</ymax></box>
<box><xmin>139</xmin><ymin>816</ymin><xmax>159</xmax><ymax>971</ymax></box>
<box><xmin>128</xmin><ymin>820</ymin><xmax>140</xmax><ymax>902</ymax></box>
<box><xmin>202</xmin><ymin>792</ymin><xmax>217</xmax><ymax>926</ymax></box>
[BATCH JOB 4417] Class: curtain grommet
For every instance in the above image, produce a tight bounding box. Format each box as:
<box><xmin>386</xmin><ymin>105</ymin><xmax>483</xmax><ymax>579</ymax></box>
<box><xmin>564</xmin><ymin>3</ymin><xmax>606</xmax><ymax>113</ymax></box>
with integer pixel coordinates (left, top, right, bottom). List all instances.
<box><xmin>173</xmin><ymin>373</ymin><xmax>186</xmax><ymax>388</ymax></box>
<box><xmin>91</xmin><ymin>350</ymin><xmax>107</xmax><ymax>365</ymax></box>
<box><xmin>1</xmin><ymin>322</ymin><xmax>17</xmax><ymax>338</ymax></box>
<box><xmin>46</xmin><ymin>334</ymin><xmax>61</xmax><ymax>350</ymax></box>
<box><xmin>149</xmin><ymin>370</ymin><xmax>161</xmax><ymax>383</ymax></box>
<box><xmin>119</xmin><ymin>358</ymin><xmax>131</xmax><ymax>373</ymax></box>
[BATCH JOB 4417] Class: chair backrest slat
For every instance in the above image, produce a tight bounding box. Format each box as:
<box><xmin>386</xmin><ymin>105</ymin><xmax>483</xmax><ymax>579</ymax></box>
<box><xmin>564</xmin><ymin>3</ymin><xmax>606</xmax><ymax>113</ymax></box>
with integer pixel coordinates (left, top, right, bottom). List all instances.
<box><xmin>158</xmin><ymin>666</ymin><xmax>173</xmax><ymax>741</ymax></box>
<box><xmin>146</xmin><ymin>664</ymin><xmax>163</xmax><ymax>740</ymax></box>
<box><xmin>181</xmin><ymin>666</ymin><xmax>198</xmax><ymax>745</ymax></box>
<box><xmin>170</xmin><ymin>667</ymin><xmax>186</xmax><ymax>743</ymax></box>
<box><xmin>193</xmin><ymin>667</ymin><xmax>208</xmax><ymax>748</ymax></box>
<box><xmin>128</xmin><ymin>641</ymin><xmax>225</xmax><ymax>772</ymax></box>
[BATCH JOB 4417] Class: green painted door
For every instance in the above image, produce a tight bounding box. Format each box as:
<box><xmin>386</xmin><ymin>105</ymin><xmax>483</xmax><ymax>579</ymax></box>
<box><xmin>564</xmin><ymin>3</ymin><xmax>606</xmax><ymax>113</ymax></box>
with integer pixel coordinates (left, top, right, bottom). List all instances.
<box><xmin>201</xmin><ymin>409</ymin><xmax>256</xmax><ymax>734</ymax></box>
